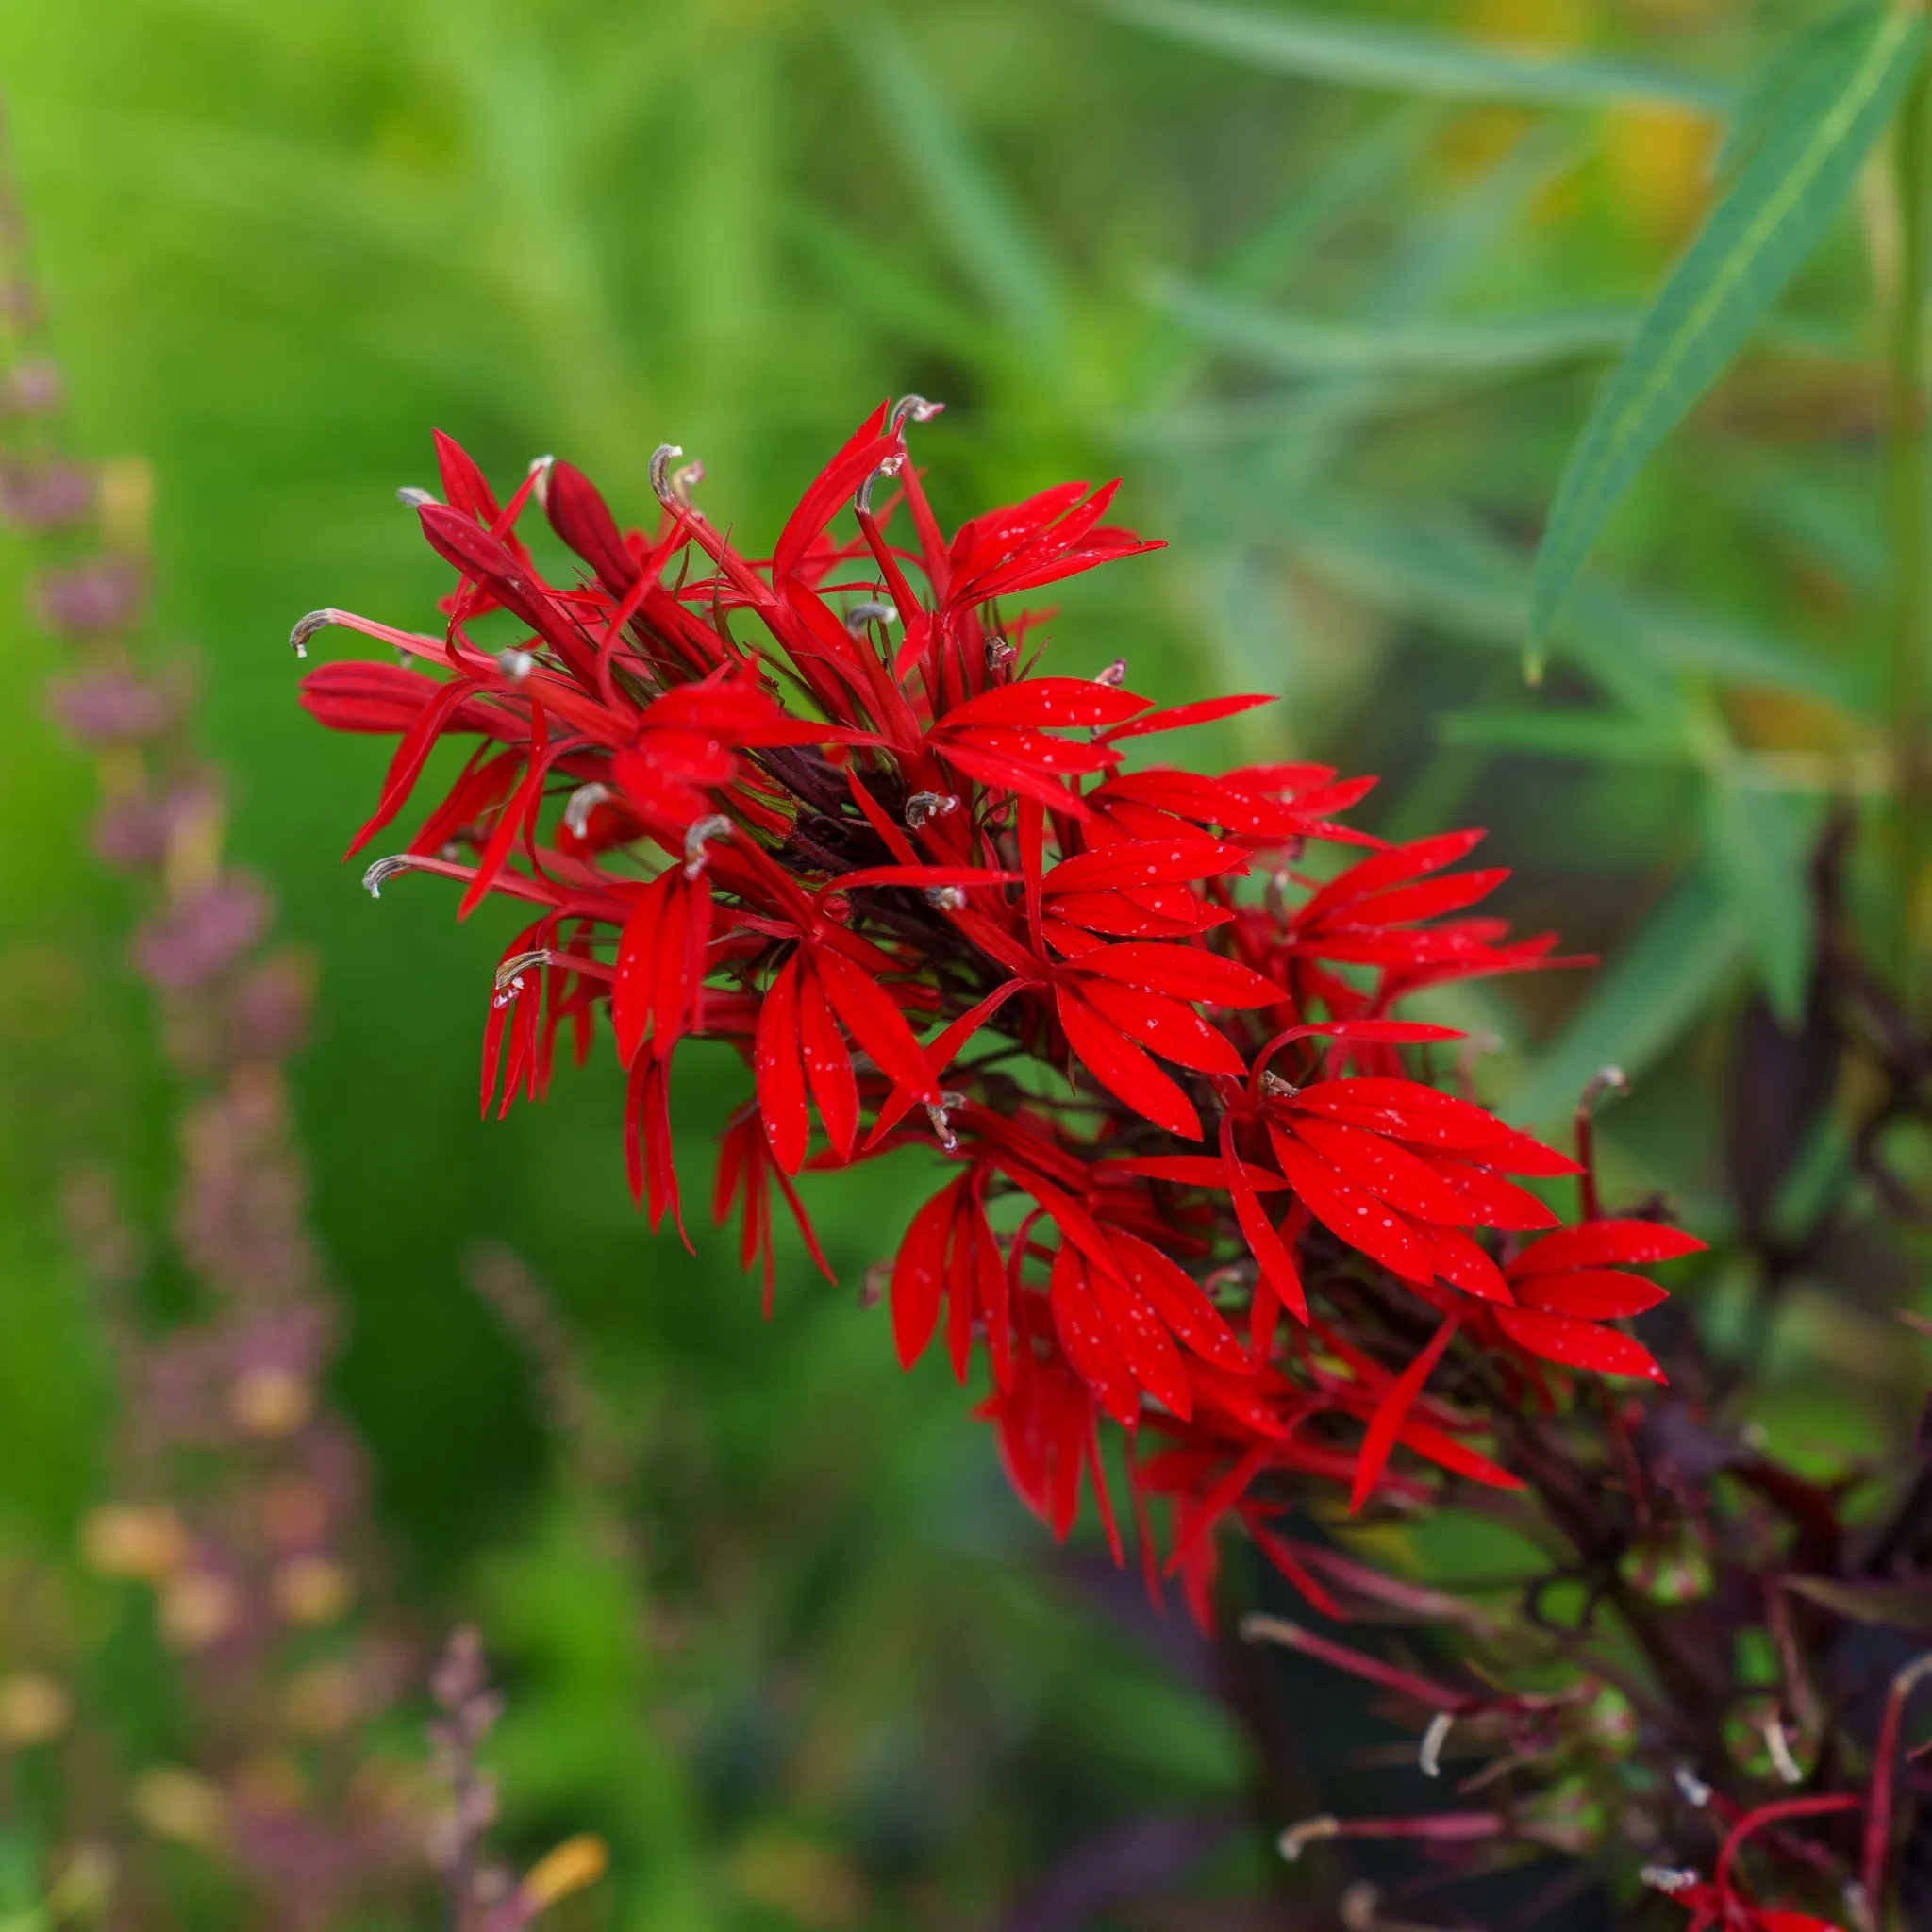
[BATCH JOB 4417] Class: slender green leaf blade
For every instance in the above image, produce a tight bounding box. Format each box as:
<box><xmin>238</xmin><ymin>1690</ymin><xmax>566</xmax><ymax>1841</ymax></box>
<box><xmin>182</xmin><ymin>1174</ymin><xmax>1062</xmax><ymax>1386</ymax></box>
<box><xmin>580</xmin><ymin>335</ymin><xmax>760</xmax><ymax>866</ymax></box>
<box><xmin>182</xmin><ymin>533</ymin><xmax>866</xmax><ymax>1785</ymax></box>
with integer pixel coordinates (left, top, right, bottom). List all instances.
<box><xmin>1504</xmin><ymin>874</ymin><xmax>1746</xmax><ymax>1128</ymax></box>
<box><xmin>841</xmin><ymin>7</ymin><xmax>1067</xmax><ymax>351</ymax></box>
<box><xmin>1096</xmin><ymin>0</ymin><xmax>1730</xmax><ymax>108</ymax></box>
<box><xmin>1715</xmin><ymin>1</ymin><xmax>1878</xmax><ymax>178</ymax></box>
<box><xmin>1150</xmin><ymin>279</ymin><xmax>1636</xmax><ymax>376</ymax></box>
<box><xmin>1527</xmin><ymin>7</ymin><xmax>1925</xmax><ymax>662</ymax></box>
<box><xmin>1437</xmin><ymin>708</ymin><xmax>1691</xmax><ymax>764</ymax></box>
<box><xmin>1701</xmin><ymin>777</ymin><xmax>1817</xmax><ymax>1025</ymax></box>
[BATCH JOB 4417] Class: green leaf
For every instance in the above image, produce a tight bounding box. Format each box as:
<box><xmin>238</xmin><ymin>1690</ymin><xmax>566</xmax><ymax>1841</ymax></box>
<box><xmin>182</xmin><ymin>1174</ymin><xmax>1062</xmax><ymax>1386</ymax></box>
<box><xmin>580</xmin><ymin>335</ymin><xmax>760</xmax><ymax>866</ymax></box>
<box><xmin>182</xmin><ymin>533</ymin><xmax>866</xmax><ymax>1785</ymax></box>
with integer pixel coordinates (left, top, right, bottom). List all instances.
<box><xmin>1527</xmin><ymin>7</ymin><xmax>1925</xmax><ymax>666</ymax></box>
<box><xmin>1504</xmin><ymin>874</ymin><xmax>1746</xmax><ymax>1129</ymax></box>
<box><xmin>1273</xmin><ymin>491</ymin><xmax>1862</xmax><ymax>714</ymax></box>
<box><xmin>1784</xmin><ymin>1574</ymin><xmax>1932</xmax><ymax>1630</ymax></box>
<box><xmin>841</xmin><ymin>6</ymin><xmax>1067</xmax><ymax>352</ymax></box>
<box><xmin>1437</xmin><ymin>708</ymin><xmax>1691</xmax><ymax>764</ymax></box>
<box><xmin>1149</xmin><ymin>279</ymin><xmax>1637</xmax><ymax>376</ymax></box>
<box><xmin>1701</xmin><ymin>776</ymin><xmax>1817</xmax><ymax>1026</ymax></box>
<box><xmin>1714</xmin><ymin>2</ymin><xmax>1878</xmax><ymax>179</ymax></box>
<box><xmin>1096</xmin><ymin>0</ymin><xmax>1730</xmax><ymax>109</ymax></box>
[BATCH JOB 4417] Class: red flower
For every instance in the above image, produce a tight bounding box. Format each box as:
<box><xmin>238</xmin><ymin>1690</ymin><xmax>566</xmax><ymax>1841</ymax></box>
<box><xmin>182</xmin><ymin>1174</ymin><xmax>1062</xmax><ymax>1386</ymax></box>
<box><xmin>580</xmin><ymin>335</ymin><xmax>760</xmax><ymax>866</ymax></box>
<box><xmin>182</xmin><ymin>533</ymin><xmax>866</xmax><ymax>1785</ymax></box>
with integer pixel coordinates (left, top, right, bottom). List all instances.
<box><xmin>300</xmin><ymin>400</ymin><xmax>1696</xmax><ymax>1615</ymax></box>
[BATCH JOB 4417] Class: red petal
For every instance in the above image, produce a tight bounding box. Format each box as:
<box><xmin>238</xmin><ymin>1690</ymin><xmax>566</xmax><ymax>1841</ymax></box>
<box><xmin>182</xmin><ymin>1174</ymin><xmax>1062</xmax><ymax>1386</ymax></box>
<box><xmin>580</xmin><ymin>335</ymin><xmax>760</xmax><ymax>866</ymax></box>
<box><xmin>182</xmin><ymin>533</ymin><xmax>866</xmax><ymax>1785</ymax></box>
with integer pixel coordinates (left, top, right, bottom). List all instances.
<box><xmin>1332</xmin><ymin>869</ymin><xmax>1507</xmax><ymax>928</ymax></box>
<box><xmin>1282</xmin><ymin>1116</ymin><xmax>1476</xmax><ymax>1225</ymax></box>
<box><xmin>1050</xmin><ymin>1246</ymin><xmax>1141</xmax><ymax>1427</ymax></box>
<box><xmin>772</xmin><ymin>402</ymin><xmax>893</xmax><ymax>586</ymax></box>
<box><xmin>1351</xmin><ymin>1317</ymin><xmax>1460</xmax><ymax>1514</ymax></box>
<box><xmin>1074</xmin><ymin>942</ymin><xmax>1282</xmax><ymax>1009</ymax></box>
<box><xmin>1056</xmin><ymin>988</ymin><xmax>1201</xmax><ymax>1141</ymax></box>
<box><xmin>1110</xmin><ymin>1229</ymin><xmax>1248</xmax><ymax>1370</ymax></box>
<box><xmin>1090</xmin><ymin>1266</ymin><xmax>1192</xmax><ymax>1418</ymax></box>
<box><xmin>1104</xmin><ymin>1155</ymin><xmax>1290</xmax><ymax>1192</ymax></box>
<box><xmin>933</xmin><ymin>741</ymin><xmax>1092</xmax><ymax>815</ymax></box>
<box><xmin>1042</xmin><ymin>837</ymin><xmax>1248</xmax><ymax>894</ymax></box>
<box><xmin>1428</xmin><ymin>1158</ymin><xmax>1562</xmax><ymax>1232</ymax></box>
<box><xmin>1100</xmin><ymin>693</ymin><xmax>1275</xmax><ymax>741</ymax></box>
<box><xmin>1420</xmin><ymin>1225</ymin><xmax>1512</xmax><ymax>1303</ymax></box>
<box><xmin>941</xmin><ymin>675</ymin><xmax>1151</xmax><ymax>732</ymax></box>
<box><xmin>753</xmin><ymin>956</ymin><xmax>809</xmax><ymax>1174</ymax></box>
<box><xmin>814</xmin><ymin>948</ymin><xmax>938</xmax><ymax>1103</ymax></box>
<box><xmin>1491</xmin><ymin>1307</ymin><xmax>1666</xmax><ymax>1381</ymax></box>
<box><xmin>1297</xmin><ymin>830</ymin><xmax>1487</xmax><ymax>924</ymax></box>
<box><xmin>798</xmin><ymin>967</ymin><xmax>859</xmax><ymax>1161</ymax></box>
<box><xmin>611</xmin><ymin>875</ymin><xmax>668</xmax><ymax>1067</ymax></box>
<box><xmin>544</xmin><ymin>458</ymin><xmax>638</xmax><ymax>594</ymax></box>
<box><xmin>1268</xmin><ymin>1130</ymin><xmax>1438</xmax><ymax>1285</ymax></box>
<box><xmin>1511</xmin><ymin>1268</ymin><xmax>1669</xmax><ymax>1319</ymax></box>
<box><xmin>1221</xmin><ymin>1119</ymin><xmax>1307</xmax><ymax>1328</ymax></box>
<box><xmin>1076</xmin><ymin>976</ymin><xmax>1247</xmax><ymax>1076</ymax></box>
<box><xmin>1510</xmin><ymin>1220</ymin><xmax>1706</xmax><ymax>1274</ymax></box>
<box><xmin>891</xmin><ymin>1180</ymin><xmax>956</xmax><ymax>1369</ymax></box>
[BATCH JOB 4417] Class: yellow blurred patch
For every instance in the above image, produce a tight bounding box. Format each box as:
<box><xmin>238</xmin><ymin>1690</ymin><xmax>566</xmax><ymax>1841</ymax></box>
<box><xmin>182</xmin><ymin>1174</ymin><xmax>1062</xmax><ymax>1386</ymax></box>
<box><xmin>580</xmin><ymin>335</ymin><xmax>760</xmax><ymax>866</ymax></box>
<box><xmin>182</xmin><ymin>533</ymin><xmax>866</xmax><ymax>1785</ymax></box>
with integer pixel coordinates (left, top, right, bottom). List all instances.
<box><xmin>132</xmin><ymin>1766</ymin><xmax>229</xmax><ymax>1850</ymax></box>
<box><xmin>230</xmin><ymin>1365</ymin><xmax>315</xmax><ymax>1438</ymax></box>
<box><xmin>159</xmin><ymin>1571</ymin><xmax>242</xmax><ymax>1652</ymax></box>
<box><xmin>0</xmin><ymin>1671</ymin><xmax>72</xmax><ymax>1747</ymax></box>
<box><xmin>520</xmin><ymin>1834</ymin><xmax>610</xmax><ymax>1912</ymax></box>
<box><xmin>1603</xmin><ymin>104</ymin><xmax>1718</xmax><ymax>247</ymax></box>
<box><xmin>81</xmin><ymin>1503</ymin><xmax>189</xmax><ymax>1582</ymax></box>
<box><xmin>270</xmin><ymin>1555</ymin><xmax>354</xmax><ymax>1627</ymax></box>
<box><xmin>728</xmin><ymin>1827</ymin><xmax>866</xmax><ymax>1928</ymax></box>
<box><xmin>1456</xmin><ymin>0</ymin><xmax>1593</xmax><ymax>47</ymax></box>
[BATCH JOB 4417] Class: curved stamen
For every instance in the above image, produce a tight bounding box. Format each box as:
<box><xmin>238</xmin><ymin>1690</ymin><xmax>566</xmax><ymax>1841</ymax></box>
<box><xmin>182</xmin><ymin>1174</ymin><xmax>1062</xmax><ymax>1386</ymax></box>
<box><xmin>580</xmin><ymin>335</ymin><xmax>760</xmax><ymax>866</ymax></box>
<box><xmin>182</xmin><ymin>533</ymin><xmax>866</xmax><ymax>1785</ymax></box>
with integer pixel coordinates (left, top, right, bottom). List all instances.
<box><xmin>854</xmin><ymin>454</ymin><xmax>905</xmax><ymax>517</ymax></box>
<box><xmin>649</xmin><ymin>444</ymin><xmax>686</xmax><ymax>508</ymax></box>
<box><xmin>843</xmin><ymin>599</ymin><xmax>898</xmax><ymax>637</ymax></box>
<box><xmin>290</xmin><ymin>608</ymin><xmax>341</xmax><ymax>658</ymax></box>
<box><xmin>684</xmin><ymin>813</ymin><xmax>734</xmax><ymax>879</ymax></box>
<box><xmin>360</xmin><ymin>855</ymin><xmax>421</xmax><ymax>899</ymax></box>
<box><xmin>891</xmin><ymin>394</ymin><xmax>944</xmax><ymax>432</ymax></box>
<box><xmin>563</xmin><ymin>783</ymin><xmax>610</xmax><ymax>839</ymax></box>
<box><xmin>904</xmin><ymin>791</ymin><xmax>958</xmax><ymax>829</ymax></box>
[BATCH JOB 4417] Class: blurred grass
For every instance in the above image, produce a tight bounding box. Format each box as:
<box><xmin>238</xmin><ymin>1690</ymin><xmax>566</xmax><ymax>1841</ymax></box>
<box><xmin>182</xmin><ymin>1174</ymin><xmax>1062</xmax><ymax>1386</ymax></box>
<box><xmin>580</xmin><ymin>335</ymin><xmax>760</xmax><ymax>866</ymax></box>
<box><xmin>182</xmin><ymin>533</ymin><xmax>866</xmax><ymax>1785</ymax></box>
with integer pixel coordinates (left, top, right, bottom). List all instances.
<box><xmin>0</xmin><ymin>0</ymin><xmax>1913</xmax><ymax>1921</ymax></box>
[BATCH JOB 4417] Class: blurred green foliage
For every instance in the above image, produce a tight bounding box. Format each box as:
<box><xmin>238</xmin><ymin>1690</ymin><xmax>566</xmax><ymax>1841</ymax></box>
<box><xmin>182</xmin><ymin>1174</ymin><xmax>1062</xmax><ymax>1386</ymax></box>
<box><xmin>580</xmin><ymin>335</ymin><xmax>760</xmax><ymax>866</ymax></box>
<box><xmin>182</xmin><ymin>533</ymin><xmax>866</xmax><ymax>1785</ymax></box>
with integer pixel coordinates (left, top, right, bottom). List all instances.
<box><xmin>0</xmin><ymin>0</ymin><xmax>1923</xmax><ymax>1923</ymax></box>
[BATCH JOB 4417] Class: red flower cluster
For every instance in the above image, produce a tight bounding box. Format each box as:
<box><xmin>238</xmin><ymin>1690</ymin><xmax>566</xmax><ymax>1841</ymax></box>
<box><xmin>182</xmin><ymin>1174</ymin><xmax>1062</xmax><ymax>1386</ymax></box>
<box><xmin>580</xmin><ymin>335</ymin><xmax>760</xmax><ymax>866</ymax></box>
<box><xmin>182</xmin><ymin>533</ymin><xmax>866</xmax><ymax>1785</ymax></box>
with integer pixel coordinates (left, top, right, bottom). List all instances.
<box><xmin>298</xmin><ymin>400</ymin><xmax>1702</xmax><ymax>1617</ymax></box>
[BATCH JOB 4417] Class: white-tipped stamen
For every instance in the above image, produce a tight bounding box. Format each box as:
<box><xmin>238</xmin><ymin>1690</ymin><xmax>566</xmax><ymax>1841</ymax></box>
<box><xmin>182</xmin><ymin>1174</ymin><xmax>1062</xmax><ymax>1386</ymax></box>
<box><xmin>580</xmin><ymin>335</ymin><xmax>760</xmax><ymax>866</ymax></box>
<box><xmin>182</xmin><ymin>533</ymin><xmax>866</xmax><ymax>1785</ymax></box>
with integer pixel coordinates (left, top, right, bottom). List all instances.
<box><xmin>1763</xmin><ymin>1716</ymin><xmax>1803</xmax><ymax>1785</ymax></box>
<box><xmin>924</xmin><ymin>1090</ymin><xmax>967</xmax><ymax>1154</ymax></box>
<box><xmin>843</xmin><ymin>599</ymin><xmax>898</xmax><ymax>637</ymax></box>
<box><xmin>904</xmin><ymin>791</ymin><xmax>959</xmax><ymax>830</ymax></box>
<box><xmin>495</xmin><ymin>648</ymin><xmax>534</xmax><ymax>680</ymax></box>
<box><xmin>986</xmin><ymin>637</ymin><xmax>1018</xmax><ymax>671</ymax></box>
<box><xmin>564</xmin><ymin>782</ymin><xmax>611</xmax><ymax>839</ymax></box>
<box><xmin>527</xmin><ymin>454</ymin><xmax>555</xmax><ymax>508</ymax></box>
<box><xmin>854</xmin><ymin>455</ymin><xmax>906</xmax><ymax>517</ymax></box>
<box><xmin>396</xmin><ymin>485</ymin><xmax>437</xmax><ymax>508</ymax></box>
<box><xmin>1095</xmin><ymin>658</ymin><xmax>1128</xmax><ymax>689</ymax></box>
<box><xmin>1419</xmin><ymin>1711</ymin><xmax>1454</xmax><ymax>1779</ymax></box>
<box><xmin>670</xmin><ymin>458</ymin><xmax>704</xmax><ymax>504</ymax></box>
<box><xmin>891</xmin><ymin>394</ymin><xmax>944</xmax><ymax>432</ymax></box>
<box><xmin>361</xmin><ymin>856</ymin><xmax>417</xmax><ymax>899</ymax></box>
<box><xmin>683</xmin><ymin>813</ymin><xmax>733</xmax><ymax>879</ymax></box>
<box><xmin>1581</xmin><ymin>1065</ymin><xmax>1630</xmax><ymax>1112</ymax></box>
<box><xmin>1673</xmin><ymin>1767</ymin><xmax>1711</xmax><ymax>1807</ymax></box>
<box><xmin>290</xmin><ymin>608</ymin><xmax>340</xmax><ymax>658</ymax></box>
<box><xmin>494</xmin><ymin>950</ymin><xmax>557</xmax><ymax>990</ymax></box>
<box><xmin>924</xmin><ymin>885</ymin><xmax>968</xmax><ymax>912</ymax></box>
<box><xmin>1259</xmin><ymin>1071</ymin><xmax>1299</xmax><ymax>1100</ymax></box>
<box><xmin>649</xmin><ymin>444</ymin><xmax>685</xmax><ymax>508</ymax></box>
<box><xmin>1276</xmin><ymin>1816</ymin><xmax>1340</xmax><ymax>1864</ymax></box>
<box><xmin>491</xmin><ymin>974</ymin><xmax>525</xmax><ymax>1010</ymax></box>
<box><xmin>1640</xmin><ymin>1868</ymin><xmax>1699</xmax><ymax>1896</ymax></box>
